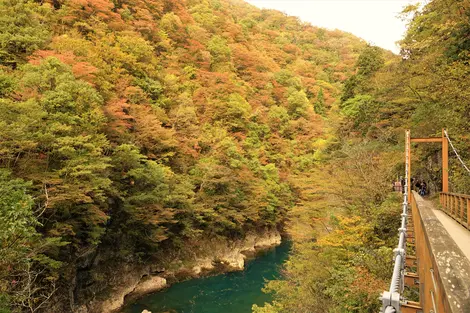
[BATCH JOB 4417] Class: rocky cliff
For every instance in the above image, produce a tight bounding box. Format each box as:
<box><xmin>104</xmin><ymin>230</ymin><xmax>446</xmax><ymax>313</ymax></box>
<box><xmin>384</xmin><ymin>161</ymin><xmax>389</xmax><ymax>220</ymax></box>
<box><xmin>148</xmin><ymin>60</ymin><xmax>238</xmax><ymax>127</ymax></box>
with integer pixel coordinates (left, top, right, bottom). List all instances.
<box><xmin>74</xmin><ymin>230</ymin><xmax>282</xmax><ymax>313</ymax></box>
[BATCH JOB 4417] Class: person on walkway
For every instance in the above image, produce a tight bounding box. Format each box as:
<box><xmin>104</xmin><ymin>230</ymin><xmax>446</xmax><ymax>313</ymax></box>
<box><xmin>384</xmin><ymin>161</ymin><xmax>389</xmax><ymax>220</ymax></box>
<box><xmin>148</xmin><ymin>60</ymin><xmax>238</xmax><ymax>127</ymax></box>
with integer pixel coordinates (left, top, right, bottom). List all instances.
<box><xmin>400</xmin><ymin>176</ymin><xmax>406</xmax><ymax>193</ymax></box>
<box><xmin>420</xmin><ymin>181</ymin><xmax>427</xmax><ymax>196</ymax></box>
<box><xmin>415</xmin><ymin>180</ymin><xmax>421</xmax><ymax>193</ymax></box>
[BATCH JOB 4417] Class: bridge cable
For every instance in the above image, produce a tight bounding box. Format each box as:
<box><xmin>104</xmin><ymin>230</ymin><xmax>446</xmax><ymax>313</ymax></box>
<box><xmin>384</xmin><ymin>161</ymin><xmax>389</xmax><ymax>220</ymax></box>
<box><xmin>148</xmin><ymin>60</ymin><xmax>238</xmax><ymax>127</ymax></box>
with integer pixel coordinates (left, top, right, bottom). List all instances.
<box><xmin>381</xmin><ymin>130</ymin><xmax>410</xmax><ymax>313</ymax></box>
<box><xmin>443</xmin><ymin>130</ymin><xmax>470</xmax><ymax>175</ymax></box>
<box><xmin>384</xmin><ymin>306</ymin><xmax>396</xmax><ymax>313</ymax></box>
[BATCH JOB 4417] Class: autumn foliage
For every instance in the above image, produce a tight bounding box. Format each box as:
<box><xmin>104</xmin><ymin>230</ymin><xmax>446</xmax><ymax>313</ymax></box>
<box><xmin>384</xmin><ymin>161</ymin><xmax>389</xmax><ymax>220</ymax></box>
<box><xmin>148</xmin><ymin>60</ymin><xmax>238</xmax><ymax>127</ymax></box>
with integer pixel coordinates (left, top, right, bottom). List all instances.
<box><xmin>0</xmin><ymin>0</ymin><xmax>368</xmax><ymax>311</ymax></box>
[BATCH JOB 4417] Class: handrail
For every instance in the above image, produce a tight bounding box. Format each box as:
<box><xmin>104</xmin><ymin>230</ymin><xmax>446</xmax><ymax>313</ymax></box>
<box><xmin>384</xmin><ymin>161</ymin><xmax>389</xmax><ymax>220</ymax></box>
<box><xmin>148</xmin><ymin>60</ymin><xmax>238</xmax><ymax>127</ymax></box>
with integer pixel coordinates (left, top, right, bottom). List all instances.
<box><xmin>381</xmin><ymin>130</ymin><xmax>470</xmax><ymax>313</ymax></box>
<box><xmin>439</xmin><ymin>192</ymin><xmax>470</xmax><ymax>230</ymax></box>
<box><xmin>440</xmin><ymin>192</ymin><xmax>470</xmax><ymax>199</ymax></box>
<box><xmin>412</xmin><ymin>191</ymin><xmax>470</xmax><ymax>312</ymax></box>
<box><xmin>381</xmin><ymin>130</ymin><xmax>410</xmax><ymax>313</ymax></box>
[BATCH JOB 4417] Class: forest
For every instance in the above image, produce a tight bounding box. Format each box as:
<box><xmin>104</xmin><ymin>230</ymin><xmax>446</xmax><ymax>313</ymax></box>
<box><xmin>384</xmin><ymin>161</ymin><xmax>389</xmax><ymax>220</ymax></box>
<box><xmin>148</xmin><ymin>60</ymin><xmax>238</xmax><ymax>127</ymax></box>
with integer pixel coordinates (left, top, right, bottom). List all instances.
<box><xmin>0</xmin><ymin>0</ymin><xmax>469</xmax><ymax>312</ymax></box>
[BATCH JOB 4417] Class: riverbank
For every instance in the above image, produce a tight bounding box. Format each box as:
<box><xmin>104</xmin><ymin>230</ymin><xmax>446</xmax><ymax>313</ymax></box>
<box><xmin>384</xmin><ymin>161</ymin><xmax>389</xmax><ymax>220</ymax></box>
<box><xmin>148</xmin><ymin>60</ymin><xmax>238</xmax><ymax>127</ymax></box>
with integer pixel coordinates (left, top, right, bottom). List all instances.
<box><xmin>74</xmin><ymin>230</ymin><xmax>282</xmax><ymax>313</ymax></box>
<box><xmin>121</xmin><ymin>239</ymin><xmax>291</xmax><ymax>313</ymax></box>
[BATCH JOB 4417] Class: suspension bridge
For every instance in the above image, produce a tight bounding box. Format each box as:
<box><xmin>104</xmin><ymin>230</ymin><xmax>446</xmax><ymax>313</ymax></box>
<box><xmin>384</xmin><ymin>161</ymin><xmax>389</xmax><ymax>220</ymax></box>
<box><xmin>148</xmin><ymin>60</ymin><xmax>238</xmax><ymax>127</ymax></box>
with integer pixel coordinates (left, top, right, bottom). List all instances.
<box><xmin>381</xmin><ymin>129</ymin><xmax>470</xmax><ymax>313</ymax></box>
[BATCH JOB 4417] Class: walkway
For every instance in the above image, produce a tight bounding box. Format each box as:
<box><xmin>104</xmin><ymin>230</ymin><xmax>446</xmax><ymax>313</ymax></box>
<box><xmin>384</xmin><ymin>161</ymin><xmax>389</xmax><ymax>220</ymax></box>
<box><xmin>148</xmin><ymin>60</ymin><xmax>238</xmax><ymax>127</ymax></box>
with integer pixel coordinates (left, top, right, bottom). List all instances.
<box><xmin>416</xmin><ymin>194</ymin><xmax>470</xmax><ymax>261</ymax></box>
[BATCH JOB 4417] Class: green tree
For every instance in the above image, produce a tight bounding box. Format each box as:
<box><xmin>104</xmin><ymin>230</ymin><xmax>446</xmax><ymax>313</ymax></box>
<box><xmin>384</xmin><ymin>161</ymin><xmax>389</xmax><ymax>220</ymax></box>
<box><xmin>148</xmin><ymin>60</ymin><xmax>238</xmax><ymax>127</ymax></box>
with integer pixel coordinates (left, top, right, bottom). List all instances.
<box><xmin>215</xmin><ymin>93</ymin><xmax>252</xmax><ymax>132</ymax></box>
<box><xmin>356</xmin><ymin>45</ymin><xmax>384</xmax><ymax>77</ymax></box>
<box><xmin>1</xmin><ymin>58</ymin><xmax>112</xmax><ymax>247</ymax></box>
<box><xmin>0</xmin><ymin>70</ymin><xmax>15</xmax><ymax>96</ymax></box>
<box><xmin>287</xmin><ymin>88</ymin><xmax>310</xmax><ymax>118</ymax></box>
<box><xmin>341</xmin><ymin>45</ymin><xmax>385</xmax><ymax>102</ymax></box>
<box><xmin>340</xmin><ymin>94</ymin><xmax>378</xmax><ymax>133</ymax></box>
<box><xmin>0</xmin><ymin>0</ymin><xmax>52</xmax><ymax>67</ymax></box>
<box><xmin>207</xmin><ymin>35</ymin><xmax>232</xmax><ymax>71</ymax></box>
<box><xmin>0</xmin><ymin>169</ymin><xmax>36</xmax><ymax>276</ymax></box>
<box><xmin>268</xmin><ymin>105</ymin><xmax>289</xmax><ymax>132</ymax></box>
<box><xmin>0</xmin><ymin>169</ymin><xmax>63</xmax><ymax>313</ymax></box>
<box><xmin>315</xmin><ymin>88</ymin><xmax>325</xmax><ymax>115</ymax></box>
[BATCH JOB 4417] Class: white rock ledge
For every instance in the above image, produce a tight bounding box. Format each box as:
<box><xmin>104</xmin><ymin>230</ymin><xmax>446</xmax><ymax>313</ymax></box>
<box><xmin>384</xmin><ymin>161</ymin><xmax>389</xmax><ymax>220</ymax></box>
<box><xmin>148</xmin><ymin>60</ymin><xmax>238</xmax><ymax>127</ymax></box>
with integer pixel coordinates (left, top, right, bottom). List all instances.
<box><xmin>87</xmin><ymin>230</ymin><xmax>282</xmax><ymax>313</ymax></box>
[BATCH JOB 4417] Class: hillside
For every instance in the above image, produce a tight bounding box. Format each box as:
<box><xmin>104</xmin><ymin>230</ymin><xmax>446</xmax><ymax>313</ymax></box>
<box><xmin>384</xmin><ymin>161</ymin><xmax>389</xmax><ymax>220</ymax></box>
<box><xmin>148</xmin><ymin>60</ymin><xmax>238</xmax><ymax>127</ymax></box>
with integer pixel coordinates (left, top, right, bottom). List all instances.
<box><xmin>0</xmin><ymin>0</ymin><xmax>369</xmax><ymax>312</ymax></box>
<box><xmin>253</xmin><ymin>1</ymin><xmax>470</xmax><ymax>312</ymax></box>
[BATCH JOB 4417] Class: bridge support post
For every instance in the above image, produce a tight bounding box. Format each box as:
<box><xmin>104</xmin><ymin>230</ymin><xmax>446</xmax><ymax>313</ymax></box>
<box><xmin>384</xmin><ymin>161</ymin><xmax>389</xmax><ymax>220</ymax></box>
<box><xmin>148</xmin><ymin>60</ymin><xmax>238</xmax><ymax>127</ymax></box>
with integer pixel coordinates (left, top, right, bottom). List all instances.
<box><xmin>442</xmin><ymin>129</ymin><xmax>448</xmax><ymax>193</ymax></box>
<box><xmin>406</xmin><ymin>130</ymin><xmax>411</xmax><ymax>203</ymax></box>
<box><xmin>408</xmin><ymin>129</ymin><xmax>449</xmax><ymax>194</ymax></box>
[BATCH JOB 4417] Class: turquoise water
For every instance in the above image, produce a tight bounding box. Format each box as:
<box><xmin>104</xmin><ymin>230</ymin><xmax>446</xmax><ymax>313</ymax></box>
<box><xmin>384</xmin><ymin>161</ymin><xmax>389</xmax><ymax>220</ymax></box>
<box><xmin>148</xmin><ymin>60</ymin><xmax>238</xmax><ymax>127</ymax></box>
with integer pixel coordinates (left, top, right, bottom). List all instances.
<box><xmin>122</xmin><ymin>240</ymin><xmax>291</xmax><ymax>313</ymax></box>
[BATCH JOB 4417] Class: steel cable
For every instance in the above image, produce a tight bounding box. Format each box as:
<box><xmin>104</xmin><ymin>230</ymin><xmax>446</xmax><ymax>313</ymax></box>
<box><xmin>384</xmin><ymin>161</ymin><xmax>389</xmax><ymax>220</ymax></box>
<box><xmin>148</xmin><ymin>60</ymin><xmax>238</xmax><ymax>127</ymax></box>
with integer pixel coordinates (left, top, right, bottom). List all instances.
<box><xmin>384</xmin><ymin>306</ymin><xmax>397</xmax><ymax>313</ymax></box>
<box><xmin>444</xmin><ymin>130</ymin><xmax>470</xmax><ymax>175</ymax></box>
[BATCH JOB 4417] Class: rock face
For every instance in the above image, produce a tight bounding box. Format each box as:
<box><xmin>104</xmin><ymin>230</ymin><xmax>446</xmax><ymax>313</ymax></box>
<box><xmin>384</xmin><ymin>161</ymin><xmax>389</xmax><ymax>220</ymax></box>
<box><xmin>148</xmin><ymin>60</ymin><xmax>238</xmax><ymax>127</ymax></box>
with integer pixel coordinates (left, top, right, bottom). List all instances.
<box><xmin>132</xmin><ymin>276</ymin><xmax>167</xmax><ymax>297</ymax></box>
<box><xmin>76</xmin><ymin>230</ymin><xmax>282</xmax><ymax>313</ymax></box>
<box><xmin>99</xmin><ymin>274</ymin><xmax>167</xmax><ymax>313</ymax></box>
<box><xmin>190</xmin><ymin>231</ymin><xmax>282</xmax><ymax>274</ymax></box>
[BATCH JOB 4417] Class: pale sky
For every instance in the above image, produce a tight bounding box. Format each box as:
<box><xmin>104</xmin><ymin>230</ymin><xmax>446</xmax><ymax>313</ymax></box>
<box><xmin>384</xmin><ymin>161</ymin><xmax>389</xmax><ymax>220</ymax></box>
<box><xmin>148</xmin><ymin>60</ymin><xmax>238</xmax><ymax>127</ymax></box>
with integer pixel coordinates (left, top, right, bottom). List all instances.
<box><xmin>245</xmin><ymin>0</ymin><xmax>421</xmax><ymax>53</ymax></box>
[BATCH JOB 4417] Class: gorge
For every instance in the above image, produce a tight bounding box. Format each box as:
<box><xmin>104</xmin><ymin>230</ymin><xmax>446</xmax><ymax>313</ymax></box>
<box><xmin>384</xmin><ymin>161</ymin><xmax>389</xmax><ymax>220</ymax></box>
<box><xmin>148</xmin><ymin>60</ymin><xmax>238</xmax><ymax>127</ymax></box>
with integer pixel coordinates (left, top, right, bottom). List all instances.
<box><xmin>1</xmin><ymin>0</ymin><xmax>470</xmax><ymax>312</ymax></box>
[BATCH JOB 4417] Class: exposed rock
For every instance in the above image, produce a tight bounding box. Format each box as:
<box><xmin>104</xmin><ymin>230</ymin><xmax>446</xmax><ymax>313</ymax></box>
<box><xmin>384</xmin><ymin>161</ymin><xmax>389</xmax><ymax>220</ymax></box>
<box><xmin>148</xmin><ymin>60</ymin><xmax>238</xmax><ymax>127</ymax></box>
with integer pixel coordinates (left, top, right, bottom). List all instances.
<box><xmin>188</xmin><ymin>230</ymin><xmax>282</xmax><ymax>273</ymax></box>
<box><xmin>98</xmin><ymin>270</ymin><xmax>166</xmax><ymax>313</ymax></box>
<box><xmin>254</xmin><ymin>231</ymin><xmax>282</xmax><ymax>248</ymax></box>
<box><xmin>192</xmin><ymin>259</ymin><xmax>215</xmax><ymax>275</ymax></box>
<box><xmin>132</xmin><ymin>276</ymin><xmax>167</xmax><ymax>297</ymax></box>
<box><xmin>75</xmin><ymin>305</ymin><xmax>88</xmax><ymax>313</ymax></box>
<box><xmin>77</xmin><ymin>229</ymin><xmax>282</xmax><ymax>313</ymax></box>
<box><xmin>100</xmin><ymin>282</ymin><xmax>136</xmax><ymax>313</ymax></box>
<box><xmin>219</xmin><ymin>249</ymin><xmax>245</xmax><ymax>270</ymax></box>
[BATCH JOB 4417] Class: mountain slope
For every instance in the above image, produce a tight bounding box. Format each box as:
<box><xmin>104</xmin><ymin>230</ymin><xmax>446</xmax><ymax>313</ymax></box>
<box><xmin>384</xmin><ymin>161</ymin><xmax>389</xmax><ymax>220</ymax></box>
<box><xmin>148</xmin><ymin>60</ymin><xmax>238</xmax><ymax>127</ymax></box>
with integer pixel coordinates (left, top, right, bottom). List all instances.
<box><xmin>254</xmin><ymin>1</ymin><xmax>470</xmax><ymax>312</ymax></box>
<box><xmin>0</xmin><ymin>0</ymin><xmax>367</xmax><ymax>311</ymax></box>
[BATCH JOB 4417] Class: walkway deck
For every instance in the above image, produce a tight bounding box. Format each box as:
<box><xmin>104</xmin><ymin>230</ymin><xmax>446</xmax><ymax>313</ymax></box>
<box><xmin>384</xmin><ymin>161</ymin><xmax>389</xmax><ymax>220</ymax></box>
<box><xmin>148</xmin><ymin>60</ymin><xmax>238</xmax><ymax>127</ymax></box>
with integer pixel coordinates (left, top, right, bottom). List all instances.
<box><xmin>432</xmin><ymin>206</ymin><xmax>470</xmax><ymax>261</ymax></box>
<box><xmin>412</xmin><ymin>192</ymin><xmax>470</xmax><ymax>313</ymax></box>
<box><xmin>415</xmin><ymin>193</ymin><xmax>470</xmax><ymax>260</ymax></box>
<box><xmin>415</xmin><ymin>194</ymin><xmax>470</xmax><ymax>261</ymax></box>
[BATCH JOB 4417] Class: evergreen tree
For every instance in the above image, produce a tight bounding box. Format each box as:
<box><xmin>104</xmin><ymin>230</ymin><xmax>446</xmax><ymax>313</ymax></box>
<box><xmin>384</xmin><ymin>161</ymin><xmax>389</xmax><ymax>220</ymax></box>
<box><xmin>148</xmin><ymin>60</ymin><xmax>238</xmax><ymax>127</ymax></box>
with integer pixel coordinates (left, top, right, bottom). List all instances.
<box><xmin>315</xmin><ymin>88</ymin><xmax>325</xmax><ymax>115</ymax></box>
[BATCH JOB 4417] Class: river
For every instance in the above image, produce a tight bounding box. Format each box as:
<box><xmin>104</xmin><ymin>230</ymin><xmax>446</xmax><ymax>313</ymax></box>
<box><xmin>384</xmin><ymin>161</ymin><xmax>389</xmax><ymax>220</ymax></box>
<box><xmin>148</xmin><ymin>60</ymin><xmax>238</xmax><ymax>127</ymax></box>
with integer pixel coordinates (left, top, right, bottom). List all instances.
<box><xmin>121</xmin><ymin>240</ymin><xmax>291</xmax><ymax>313</ymax></box>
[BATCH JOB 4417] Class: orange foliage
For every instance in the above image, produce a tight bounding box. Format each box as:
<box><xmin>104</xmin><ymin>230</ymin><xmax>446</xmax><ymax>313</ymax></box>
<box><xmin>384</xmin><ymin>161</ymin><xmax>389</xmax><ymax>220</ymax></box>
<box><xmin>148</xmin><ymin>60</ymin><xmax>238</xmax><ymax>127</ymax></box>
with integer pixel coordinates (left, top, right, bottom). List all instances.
<box><xmin>67</xmin><ymin>0</ymin><xmax>121</xmax><ymax>21</ymax></box>
<box><xmin>29</xmin><ymin>50</ymin><xmax>98</xmax><ymax>84</ymax></box>
<box><xmin>131</xmin><ymin>105</ymin><xmax>177</xmax><ymax>159</ymax></box>
<box><xmin>283</xmin><ymin>44</ymin><xmax>300</xmax><ymax>55</ymax></box>
<box><xmin>104</xmin><ymin>98</ymin><xmax>133</xmax><ymax>133</ymax></box>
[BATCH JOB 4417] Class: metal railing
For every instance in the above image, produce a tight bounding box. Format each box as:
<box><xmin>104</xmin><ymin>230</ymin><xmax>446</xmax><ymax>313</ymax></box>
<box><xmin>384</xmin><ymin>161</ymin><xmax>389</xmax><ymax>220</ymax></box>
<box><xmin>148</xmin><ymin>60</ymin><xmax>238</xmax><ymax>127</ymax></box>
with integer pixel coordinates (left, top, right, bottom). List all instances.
<box><xmin>381</xmin><ymin>131</ymin><xmax>410</xmax><ymax>313</ymax></box>
<box><xmin>381</xmin><ymin>190</ymin><xmax>452</xmax><ymax>313</ymax></box>
<box><xmin>439</xmin><ymin>192</ymin><xmax>470</xmax><ymax>230</ymax></box>
<box><xmin>410</xmin><ymin>192</ymin><xmax>441</xmax><ymax>313</ymax></box>
<box><xmin>381</xmin><ymin>129</ymin><xmax>470</xmax><ymax>313</ymax></box>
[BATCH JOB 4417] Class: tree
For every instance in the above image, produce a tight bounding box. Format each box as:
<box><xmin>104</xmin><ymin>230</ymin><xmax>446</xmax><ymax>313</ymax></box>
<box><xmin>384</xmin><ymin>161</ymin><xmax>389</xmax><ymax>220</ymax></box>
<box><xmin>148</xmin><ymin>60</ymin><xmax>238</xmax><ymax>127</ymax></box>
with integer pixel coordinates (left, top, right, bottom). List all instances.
<box><xmin>356</xmin><ymin>45</ymin><xmax>384</xmax><ymax>77</ymax></box>
<box><xmin>214</xmin><ymin>93</ymin><xmax>252</xmax><ymax>132</ymax></box>
<box><xmin>0</xmin><ymin>169</ymin><xmax>62</xmax><ymax>313</ymax></box>
<box><xmin>341</xmin><ymin>45</ymin><xmax>385</xmax><ymax>102</ymax></box>
<box><xmin>0</xmin><ymin>0</ymin><xmax>52</xmax><ymax>67</ymax></box>
<box><xmin>207</xmin><ymin>35</ymin><xmax>232</xmax><ymax>71</ymax></box>
<box><xmin>1</xmin><ymin>57</ymin><xmax>112</xmax><ymax>247</ymax></box>
<box><xmin>340</xmin><ymin>95</ymin><xmax>379</xmax><ymax>134</ymax></box>
<box><xmin>287</xmin><ymin>88</ymin><xmax>310</xmax><ymax>118</ymax></box>
<box><xmin>315</xmin><ymin>88</ymin><xmax>325</xmax><ymax>115</ymax></box>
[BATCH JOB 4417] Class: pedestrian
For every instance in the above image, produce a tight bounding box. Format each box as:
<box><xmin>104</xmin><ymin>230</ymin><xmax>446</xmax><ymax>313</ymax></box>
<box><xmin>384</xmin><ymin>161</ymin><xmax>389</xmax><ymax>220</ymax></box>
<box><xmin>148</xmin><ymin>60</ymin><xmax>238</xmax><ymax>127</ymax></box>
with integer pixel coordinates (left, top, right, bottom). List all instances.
<box><xmin>420</xmin><ymin>181</ymin><xmax>427</xmax><ymax>196</ymax></box>
<box><xmin>415</xmin><ymin>180</ymin><xmax>421</xmax><ymax>193</ymax></box>
<box><xmin>393</xmin><ymin>180</ymin><xmax>401</xmax><ymax>192</ymax></box>
<box><xmin>400</xmin><ymin>176</ymin><xmax>406</xmax><ymax>193</ymax></box>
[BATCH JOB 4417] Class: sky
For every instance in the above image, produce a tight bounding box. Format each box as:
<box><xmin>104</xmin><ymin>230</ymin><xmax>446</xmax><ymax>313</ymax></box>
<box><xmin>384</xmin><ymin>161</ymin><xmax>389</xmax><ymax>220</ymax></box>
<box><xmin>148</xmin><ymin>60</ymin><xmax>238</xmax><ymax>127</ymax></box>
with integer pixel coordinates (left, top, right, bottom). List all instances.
<box><xmin>244</xmin><ymin>0</ymin><xmax>421</xmax><ymax>53</ymax></box>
